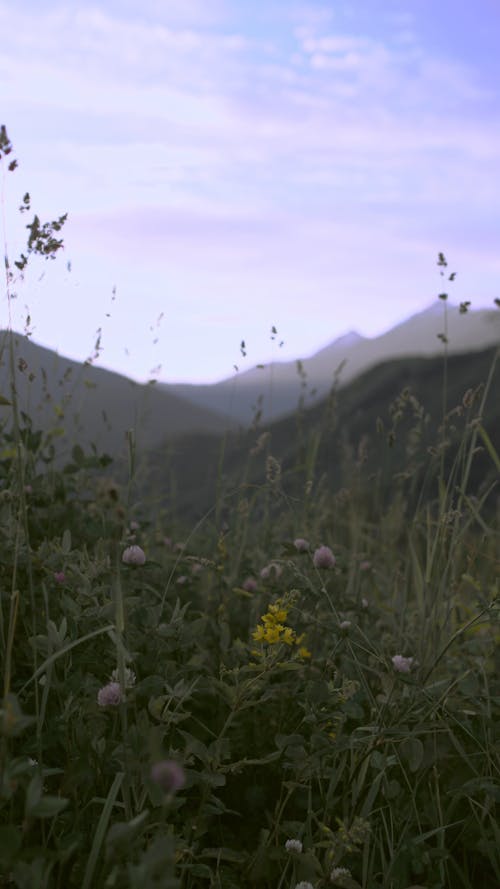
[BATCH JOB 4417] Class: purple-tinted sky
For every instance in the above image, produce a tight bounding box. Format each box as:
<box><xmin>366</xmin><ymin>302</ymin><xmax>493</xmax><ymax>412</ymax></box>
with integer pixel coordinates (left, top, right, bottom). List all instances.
<box><xmin>1</xmin><ymin>0</ymin><xmax>499</xmax><ymax>382</ymax></box>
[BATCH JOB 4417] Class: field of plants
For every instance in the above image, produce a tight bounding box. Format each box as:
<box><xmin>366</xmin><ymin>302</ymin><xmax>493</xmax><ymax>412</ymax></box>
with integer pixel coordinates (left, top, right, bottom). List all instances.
<box><xmin>1</xmin><ymin>127</ymin><xmax>499</xmax><ymax>889</ymax></box>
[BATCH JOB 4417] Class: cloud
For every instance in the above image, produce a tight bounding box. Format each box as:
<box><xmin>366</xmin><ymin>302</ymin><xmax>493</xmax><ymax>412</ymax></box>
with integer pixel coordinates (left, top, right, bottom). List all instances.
<box><xmin>2</xmin><ymin>0</ymin><xmax>499</xmax><ymax>382</ymax></box>
<box><xmin>0</xmin><ymin>2</ymin><xmax>250</xmax><ymax>103</ymax></box>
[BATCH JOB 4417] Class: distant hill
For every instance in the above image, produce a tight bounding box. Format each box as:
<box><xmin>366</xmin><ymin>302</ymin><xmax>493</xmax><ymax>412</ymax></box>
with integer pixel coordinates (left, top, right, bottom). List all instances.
<box><xmin>0</xmin><ymin>330</ymin><xmax>233</xmax><ymax>461</ymax></box>
<box><xmin>145</xmin><ymin>344</ymin><xmax>500</xmax><ymax>524</ymax></box>
<box><xmin>161</xmin><ymin>303</ymin><xmax>500</xmax><ymax>425</ymax></box>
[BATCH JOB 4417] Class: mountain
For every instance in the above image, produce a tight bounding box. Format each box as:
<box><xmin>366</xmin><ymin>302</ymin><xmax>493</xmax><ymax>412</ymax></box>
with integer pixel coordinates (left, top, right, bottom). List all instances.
<box><xmin>145</xmin><ymin>344</ymin><xmax>500</xmax><ymax>525</ymax></box>
<box><xmin>161</xmin><ymin>303</ymin><xmax>500</xmax><ymax>425</ymax></box>
<box><xmin>0</xmin><ymin>330</ymin><xmax>233</xmax><ymax>460</ymax></box>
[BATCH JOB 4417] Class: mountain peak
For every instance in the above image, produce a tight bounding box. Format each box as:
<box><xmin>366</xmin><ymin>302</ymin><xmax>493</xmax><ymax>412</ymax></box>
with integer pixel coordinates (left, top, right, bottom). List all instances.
<box><xmin>334</xmin><ymin>330</ymin><xmax>365</xmax><ymax>347</ymax></box>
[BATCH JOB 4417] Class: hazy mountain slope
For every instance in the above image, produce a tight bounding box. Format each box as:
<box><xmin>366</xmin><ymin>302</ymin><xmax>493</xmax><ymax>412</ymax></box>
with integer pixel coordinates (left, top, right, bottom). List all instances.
<box><xmin>0</xmin><ymin>330</ymin><xmax>233</xmax><ymax>460</ymax></box>
<box><xmin>164</xmin><ymin>330</ymin><xmax>365</xmax><ymax>424</ymax></box>
<box><xmin>145</xmin><ymin>344</ymin><xmax>500</xmax><ymax>524</ymax></box>
<box><xmin>162</xmin><ymin>304</ymin><xmax>500</xmax><ymax>425</ymax></box>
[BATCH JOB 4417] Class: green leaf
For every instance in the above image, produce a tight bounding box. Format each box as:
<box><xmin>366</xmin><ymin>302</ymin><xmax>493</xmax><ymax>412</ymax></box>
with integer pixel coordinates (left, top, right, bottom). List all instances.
<box><xmin>187</xmin><ymin>864</ymin><xmax>213</xmax><ymax>878</ymax></box>
<box><xmin>275</xmin><ymin>734</ymin><xmax>305</xmax><ymax>750</ymax></box>
<box><xmin>0</xmin><ymin>825</ymin><xmax>22</xmax><ymax>866</ymax></box>
<box><xmin>0</xmin><ymin>693</ymin><xmax>36</xmax><ymax>738</ymax></box>
<box><xmin>200</xmin><ymin>847</ymin><xmax>245</xmax><ymax>862</ymax></box>
<box><xmin>30</xmin><ymin>794</ymin><xmax>69</xmax><ymax>818</ymax></box>
<box><xmin>106</xmin><ymin>810</ymin><xmax>150</xmax><ymax>860</ymax></box>
<box><xmin>82</xmin><ymin>772</ymin><xmax>124</xmax><ymax>889</ymax></box>
<box><xmin>25</xmin><ymin>773</ymin><xmax>43</xmax><ymax>816</ymax></box>
<box><xmin>400</xmin><ymin>737</ymin><xmax>424</xmax><ymax>773</ymax></box>
<box><xmin>477</xmin><ymin>424</ymin><xmax>500</xmax><ymax>473</ymax></box>
<box><xmin>0</xmin><ymin>394</ymin><xmax>11</xmax><ymax>406</ymax></box>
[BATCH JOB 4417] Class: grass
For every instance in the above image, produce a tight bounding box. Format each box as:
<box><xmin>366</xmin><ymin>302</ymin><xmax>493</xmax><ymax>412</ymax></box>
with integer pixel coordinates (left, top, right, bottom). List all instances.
<box><xmin>1</xmin><ymin>126</ymin><xmax>499</xmax><ymax>889</ymax></box>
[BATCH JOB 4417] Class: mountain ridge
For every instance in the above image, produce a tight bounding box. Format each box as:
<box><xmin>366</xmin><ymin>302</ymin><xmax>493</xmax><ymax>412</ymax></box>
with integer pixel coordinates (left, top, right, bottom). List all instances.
<box><xmin>0</xmin><ymin>329</ymin><xmax>233</xmax><ymax>459</ymax></box>
<box><xmin>161</xmin><ymin>303</ymin><xmax>500</xmax><ymax>424</ymax></box>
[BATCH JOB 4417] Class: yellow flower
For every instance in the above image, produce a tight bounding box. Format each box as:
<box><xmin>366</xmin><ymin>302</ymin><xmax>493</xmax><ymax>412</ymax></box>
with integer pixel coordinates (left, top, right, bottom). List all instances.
<box><xmin>281</xmin><ymin>627</ymin><xmax>296</xmax><ymax>645</ymax></box>
<box><xmin>252</xmin><ymin>598</ymin><xmax>299</xmax><ymax>649</ymax></box>
<box><xmin>264</xmin><ymin>624</ymin><xmax>283</xmax><ymax>644</ymax></box>
<box><xmin>252</xmin><ymin>625</ymin><xmax>267</xmax><ymax>642</ymax></box>
<box><xmin>263</xmin><ymin>605</ymin><xmax>288</xmax><ymax>624</ymax></box>
<box><xmin>298</xmin><ymin>645</ymin><xmax>312</xmax><ymax>659</ymax></box>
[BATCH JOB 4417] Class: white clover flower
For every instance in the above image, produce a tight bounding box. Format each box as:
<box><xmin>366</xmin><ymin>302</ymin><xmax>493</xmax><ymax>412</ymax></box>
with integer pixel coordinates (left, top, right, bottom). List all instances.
<box><xmin>111</xmin><ymin>667</ymin><xmax>136</xmax><ymax>689</ymax></box>
<box><xmin>285</xmin><ymin>838</ymin><xmax>303</xmax><ymax>853</ymax></box>
<box><xmin>122</xmin><ymin>545</ymin><xmax>146</xmax><ymax>566</ymax></box>
<box><xmin>339</xmin><ymin>620</ymin><xmax>351</xmax><ymax>631</ymax></box>
<box><xmin>330</xmin><ymin>865</ymin><xmax>351</xmax><ymax>883</ymax></box>
<box><xmin>392</xmin><ymin>654</ymin><xmax>414</xmax><ymax>673</ymax></box>
<box><xmin>260</xmin><ymin>562</ymin><xmax>282</xmax><ymax>580</ymax></box>
<box><xmin>294</xmin><ymin>537</ymin><xmax>310</xmax><ymax>552</ymax></box>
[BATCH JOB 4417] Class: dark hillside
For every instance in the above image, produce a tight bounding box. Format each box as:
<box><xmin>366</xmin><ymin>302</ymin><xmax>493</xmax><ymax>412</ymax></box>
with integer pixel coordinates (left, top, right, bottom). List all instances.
<box><xmin>145</xmin><ymin>346</ymin><xmax>500</xmax><ymax>526</ymax></box>
<box><xmin>0</xmin><ymin>330</ymin><xmax>234</xmax><ymax>462</ymax></box>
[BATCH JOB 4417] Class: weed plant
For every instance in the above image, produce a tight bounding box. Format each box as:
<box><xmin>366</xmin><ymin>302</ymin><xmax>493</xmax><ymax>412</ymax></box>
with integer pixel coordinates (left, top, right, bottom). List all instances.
<box><xmin>0</xmin><ymin>128</ymin><xmax>499</xmax><ymax>889</ymax></box>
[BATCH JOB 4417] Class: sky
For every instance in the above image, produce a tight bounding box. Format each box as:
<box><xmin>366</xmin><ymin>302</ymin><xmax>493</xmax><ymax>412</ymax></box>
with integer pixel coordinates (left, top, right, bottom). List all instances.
<box><xmin>1</xmin><ymin>0</ymin><xmax>499</xmax><ymax>383</ymax></box>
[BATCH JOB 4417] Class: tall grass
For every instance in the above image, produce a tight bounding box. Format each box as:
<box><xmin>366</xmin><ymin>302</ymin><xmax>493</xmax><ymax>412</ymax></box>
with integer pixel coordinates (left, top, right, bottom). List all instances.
<box><xmin>1</xmin><ymin>127</ymin><xmax>499</xmax><ymax>889</ymax></box>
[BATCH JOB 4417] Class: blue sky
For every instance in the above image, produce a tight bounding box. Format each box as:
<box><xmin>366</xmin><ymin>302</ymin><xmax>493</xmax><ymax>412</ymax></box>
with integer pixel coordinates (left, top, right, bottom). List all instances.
<box><xmin>1</xmin><ymin>0</ymin><xmax>499</xmax><ymax>382</ymax></box>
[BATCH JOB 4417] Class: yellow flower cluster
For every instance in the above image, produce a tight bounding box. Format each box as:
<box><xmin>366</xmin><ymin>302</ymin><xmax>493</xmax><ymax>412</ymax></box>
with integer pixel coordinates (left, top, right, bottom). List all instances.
<box><xmin>252</xmin><ymin>600</ymin><xmax>311</xmax><ymax>658</ymax></box>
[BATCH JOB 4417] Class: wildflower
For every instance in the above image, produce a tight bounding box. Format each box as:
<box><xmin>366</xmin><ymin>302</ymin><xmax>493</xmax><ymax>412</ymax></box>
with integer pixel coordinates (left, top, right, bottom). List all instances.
<box><xmin>295</xmin><ymin>882</ymin><xmax>315</xmax><ymax>889</ymax></box>
<box><xmin>361</xmin><ymin>597</ymin><xmax>368</xmax><ymax>609</ymax></box>
<box><xmin>330</xmin><ymin>866</ymin><xmax>351</xmax><ymax>883</ymax></box>
<box><xmin>54</xmin><ymin>571</ymin><xmax>65</xmax><ymax>583</ymax></box>
<box><xmin>97</xmin><ymin>681</ymin><xmax>122</xmax><ymax>707</ymax></box>
<box><xmin>176</xmin><ymin>575</ymin><xmax>187</xmax><ymax>585</ymax></box>
<box><xmin>339</xmin><ymin>620</ymin><xmax>351</xmax><ymax>631</ymax></box>
<box><xmin>24</xmin><ymin>484</ymin><xmax>33</xmax><ymax>494</ymax></box>
<box><xmin>163</xmin><ymin>536</ymin><xmax>172</xmax><ymax>547</ymax></box>
<box><xmin>265</xmin><ymin>603</ymin><xmax>289</xmax><ymax>623</ymax></box>
<box><xmin>191</xmin><ymin>562</ymin><xmax>203</xmax><ymax>575</ymax></box>
<box><xmin>313</xmin><ymin>545</ymin><xmax>336</xmax><ymax>569</ymax></box>
<box><xmin>360</xmin><ymin>560</ymin><xmax>371</xmax><ymax>571</ymax></box>
<box><xmin>242</xmin><ymin>577</ymin><xmax>258</xmax><ymax>592</ymax></box>
<box><xmin>294</xmin><ymin>538</ymin><xmax>309</xmax><ymax>552</ymax></box>
<box><xmin>392</xmin><ymin>654</ymin><xmax>414</xmax><ymax>673</ymax></box>
<box><xmin>129</xmin><ymin>520</ymin><xmax>140</xmax><ymax>531</ymax></box>
<box><xmin>266</xmin><ymin>454</ymin><xmax>281</xmax><ymax>484</ymax></box>
<box><xmin>252</xmin><ymin>600</ymin><xmax>296</xmax><ymax>646</ymax></box>
<box><xmin>285</xmin><ymin>838</ymin><xmax>303</xmax><ymax>853</ymax></box>
<box><xmin>110</xmin><ymin>667</ymin><xmax>136</xmax><ymax>688</ymax></box>
<box><xmin>260</xmin><ymin>562</ymin><xmax>282</xmax><ymax>580</ymax></box>
<box><xmin>150</xmin><ymin>759</ymin><xmax>185</xmax><ymax>794</ymax></box>
<box><xmin>255</xmin><ymin>623</ymin><xmax>283</xmax><ymax>644</ymax></box>
<box><xmin>298</xmin><ymin>645</ymin><xmax>312</xmax><ymax>659</ymax></box>
<box><xmin>280</xmin><ymin>626</ymin><xmax>295</xmax><ymax>645</ymax></box>
<box><xmin>122</xmin><ymin>545</ymin><xmax>146</xmax><ymax>566</ymax></box>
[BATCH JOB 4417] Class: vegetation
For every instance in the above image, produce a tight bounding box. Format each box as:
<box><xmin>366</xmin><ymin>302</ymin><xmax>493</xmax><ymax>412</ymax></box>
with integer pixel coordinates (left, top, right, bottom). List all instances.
<box><xmin>1</xmin><ymin>127</ymin><xmax>499</xmax><ymax>889</ymax></box>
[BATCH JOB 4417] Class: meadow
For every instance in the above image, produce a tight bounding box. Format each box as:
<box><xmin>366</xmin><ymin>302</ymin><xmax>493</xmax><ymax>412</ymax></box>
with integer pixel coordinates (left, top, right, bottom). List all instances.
<box><xmin>1</xmin><ymin>126</ymin><xmax>499</xmax><ymax>889</ymax></box>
